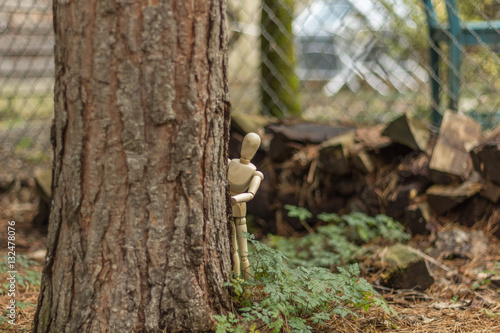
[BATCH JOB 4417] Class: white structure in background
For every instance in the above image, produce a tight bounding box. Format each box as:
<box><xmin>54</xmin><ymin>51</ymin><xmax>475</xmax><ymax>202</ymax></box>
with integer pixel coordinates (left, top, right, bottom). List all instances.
<box><xmin>293</xmin><ymin>0</ymin><xmax>428</xmax><ymax>96</ymax></box>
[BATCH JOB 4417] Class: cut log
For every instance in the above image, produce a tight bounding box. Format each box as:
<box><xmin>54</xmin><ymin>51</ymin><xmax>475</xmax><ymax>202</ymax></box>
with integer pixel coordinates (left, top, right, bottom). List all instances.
<box><xmin>429</xmin><ymin>111</ymin><xmax>482</xmax><ymax>184</ymax></box>
<box><xmin>470</xmin><ymin>125</ymin><xmax>500</xmax><ymax>185</ymax></box>
<box><xmin>356</xmin><ymin>125</ymin><xmax>391</xmax><ymax>150</ymax></box>
<box><xmin>32</xmin><ymin>169</ymin><xmax>52</xmax><ymax>227</ymax></box>
<box><xmin>317</xmin><ymin>131</ymin><xmax>356</xmax><ymax>176</ymax></box>
<box><xmin>397</xmin><ymin>152</ymin><xmax>430</xmax><ymax>182</ymax></box>
<box><xmin>351</xmin><ymin>147</ymin><xmax>375</xmax><ymax>174</ymax></box>
<box><xmin>479</xmin><ymin>181</ymin><xmax>500</xmax><ymax>203</ymax></box>
<box><xmin>381</xmin><ymin>243</ymin><xmax>435</xmax><ymax>291</ymax></box>
<box><xmin>426</xmin><ymin>180</ymin><xmax>483</xmax><ymax>215</ymax></box>
<box><xmin>404</xmin><ymin>202</ymin><xmax>432</xmax><ymax>235</ymax></box>
<box><xmin>268</xmin><ymin>132</ymin><xmax>304</xmax><ymax>163</ymax></box>
<box><xmin>386</xmin><ymin>183</ymin><xmax>419</xmax><ymax>220</ymax></box>
<box><xmin>267</xmin><ymin>123</ymin><xmax>356</xmax><ymax>145</ymax></box>
<box><xmin>35</xmin><ymin>169</ymin><xmax>52</xmax><ymax>202</ymax></box>
<box><xmin>267</xmin><ymin>123</ymin><xmax>355</xmax><ymax>163</ymax></box>
<box><xmin>382</xmin><ymin>114</ymin><xmax>431</xmax><ymax>152</ymax></box>
<box><xmin>460</xmin><ymin>196</ymin><xmax>494</xmax><ymax>227</ymax></box>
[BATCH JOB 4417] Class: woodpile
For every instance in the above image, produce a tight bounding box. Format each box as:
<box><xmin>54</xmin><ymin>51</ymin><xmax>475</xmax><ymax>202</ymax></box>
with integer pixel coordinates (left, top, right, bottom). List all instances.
<box><xmin>229</xmin><ymin>111</ymin><xmax>500</xmax><ymax>238</ymax></box>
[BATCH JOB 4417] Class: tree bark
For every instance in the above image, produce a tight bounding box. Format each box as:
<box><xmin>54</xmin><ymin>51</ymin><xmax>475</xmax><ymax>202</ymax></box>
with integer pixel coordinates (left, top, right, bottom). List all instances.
<box><xmin>33</xmin><ymin>0</ymin><xmax>231</xmax><ymax>332</ymax></box>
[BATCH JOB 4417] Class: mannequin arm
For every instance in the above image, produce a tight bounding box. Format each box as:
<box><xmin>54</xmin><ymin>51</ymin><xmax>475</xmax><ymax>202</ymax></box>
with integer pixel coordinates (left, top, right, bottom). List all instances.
<box><xmin>248</xmin><ymin>171</ymin><xmax>263</xmax><ymax>195</ymax></box>
<box><xmin>231</xmin><ymin>172</ymin><xmax>264</xmax><ymax>205</ymax></box>
<box><xmin>231</xmin><ymin>192</ymin><xmax>254</xmax><ymax>205</ymax></box>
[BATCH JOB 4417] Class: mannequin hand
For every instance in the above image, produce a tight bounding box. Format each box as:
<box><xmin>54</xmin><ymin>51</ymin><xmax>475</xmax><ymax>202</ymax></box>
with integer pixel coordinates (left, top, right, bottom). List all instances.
<box><xmin>231</xmin><ymin>197</ymin><xmax>237</xmax><ymax>205</ymax></box>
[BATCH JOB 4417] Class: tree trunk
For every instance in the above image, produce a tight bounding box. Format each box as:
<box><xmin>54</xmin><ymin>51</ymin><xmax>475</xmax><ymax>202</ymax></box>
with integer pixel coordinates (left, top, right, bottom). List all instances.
<box><xmin>261</xmin><ymin>0</ymin><xmax>301</xmax><ymax>118</ymax></box>
<box><xmin>33</xmin><ymin>1</ymin><xmax>231</xmax><ymax>332</ymax></box>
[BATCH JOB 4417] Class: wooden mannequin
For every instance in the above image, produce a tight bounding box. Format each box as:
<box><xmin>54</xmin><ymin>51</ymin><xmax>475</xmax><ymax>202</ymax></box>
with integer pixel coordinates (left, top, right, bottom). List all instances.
<box><xmin>228</xmin><ymin>132</ymin><xmax>264</xmax><ymax>279</ymax></box>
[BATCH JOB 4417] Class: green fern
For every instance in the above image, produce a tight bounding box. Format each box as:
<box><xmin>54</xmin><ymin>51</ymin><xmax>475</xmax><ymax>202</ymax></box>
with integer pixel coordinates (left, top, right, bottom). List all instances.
<box><xmin>0</xmin><ymin>254</ymin><xmax>41</xmax><ymax>294</ymax></box>
<box><xmin>267</xmin><ymin>225</ymin><xmax>356</xmax><ymax>268</ymax></box>
<box><xmin>217</xmin><ymin>235</ymin><xmax>396</xmax><ymax>333</ymax></box>
<box><xmin>285</xmin><ymin>204</ymin><xmax>313</xmax><ymax>221</ymax></box>
<box><xmin>216</xmin><ymin>208</ymin><xmax>406</xmax><ymax>332</ymax></box>
<box><xmin>270</xmin><ymin>207</ymin><xmax>409</xmax><ymax>268</ymax></box>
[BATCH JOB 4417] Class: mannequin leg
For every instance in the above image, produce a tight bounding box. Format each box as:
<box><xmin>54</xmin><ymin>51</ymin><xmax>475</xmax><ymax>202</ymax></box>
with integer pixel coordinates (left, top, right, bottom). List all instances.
<box><xmin>235</xmin><ymin>217</ymin><xmax>250</xmax><ymax>280</ymax></box>
<box><xmin>231</xmin><ymin>220</ymin><xmax>240</xmax><ymax>277</ymax></box>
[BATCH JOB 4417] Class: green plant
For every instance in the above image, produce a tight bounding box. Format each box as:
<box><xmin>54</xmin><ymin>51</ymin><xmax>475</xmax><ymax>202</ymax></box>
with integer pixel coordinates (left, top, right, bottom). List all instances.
<box><xmin>287</xmin><ymin>206</ymin><xmax>409</xmax><ymax>243</ymax></box>
<box><xmin>214</xmin><ymin>312</ymin><xmax>246</xmax><ymax>333</ymax></box>
<box><xmin>271</xmin><ymin>207</ymin><xmax>409</xmax><ymax>269</ymax></box>
<box><xmin>0</xmin><ymin>301</ymin><xmax>36</xmax><ymax>330</ymax></box>
<box><xmin>15</xmin><ymin>301</ymin><xmax>36</xmax><ymax>310</ymax></box>
<box><xmin>216</xmin><ymin>235</ymin><xmax>396</xmax><ymax>333</ymax></box>
<box><xmin>472</xmin><ymin>261</ymin><xmax>500</xmax><ymax>291</ymax></box>
<box><xmin>267</xmin><ymin>224</ymin><xmax>357</xmax><ymax>268</ymax></box>
<box><xmin>285</xmin><ymin>204</ymin><xmax>314</xmax><ymax>234</ymax></box>
<box><xmin>0</xmin><ymin>254</ymin><xmax>42</xmax><ymax>294</ymax></box>
<box><xmin>216</xmin><ymin>208</ymin><xmax>407</xmax><ymax>332</ymax></box>
<box><xmin>341</xmin><ymin>212</ymin><xmax>410</xmax><ymax>244</ymax></box>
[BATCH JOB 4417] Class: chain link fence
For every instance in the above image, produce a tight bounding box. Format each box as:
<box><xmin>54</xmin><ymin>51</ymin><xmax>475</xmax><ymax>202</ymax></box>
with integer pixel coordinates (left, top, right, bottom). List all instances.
<box><xmin>1</xmin><ymin>0</ymin><xmax>499</xmax><ymax>177</ymax></box>
<box><xmin>228</xmin><ymin>0</ymin><xmax>500</xmax><ymax>125</ymax></box>
<box><xmin>0</xmin><ymin>0</ymin><xmax>53</xmax><ymax>180</ymax></box>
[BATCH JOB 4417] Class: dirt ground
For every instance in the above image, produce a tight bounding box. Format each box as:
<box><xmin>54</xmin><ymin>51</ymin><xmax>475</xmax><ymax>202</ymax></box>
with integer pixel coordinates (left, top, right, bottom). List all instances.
<box><xmin>0</xmin><ymin>174</ymin><xmax>46</xmax><ymax>332</ymax></box>
<box><xmin>0</xmin><ymin>176</ymin><xmax>499</xmax><ymax>332</ymax></box>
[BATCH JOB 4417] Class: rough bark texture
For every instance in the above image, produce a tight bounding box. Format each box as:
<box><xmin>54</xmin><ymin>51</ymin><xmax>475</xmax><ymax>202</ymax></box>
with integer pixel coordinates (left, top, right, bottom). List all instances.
<box><xmin>33</xmin><ymin>0</ymin><xmax>231</xmax><ymax>332</ymax></box>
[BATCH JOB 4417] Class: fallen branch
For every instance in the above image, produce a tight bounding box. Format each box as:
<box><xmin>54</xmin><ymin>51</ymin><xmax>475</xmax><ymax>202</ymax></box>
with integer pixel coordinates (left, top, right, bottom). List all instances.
<box><xmin>405</xmin><ymin>246</ymin><xmax>458</xmax><ymax>274</ymax></box>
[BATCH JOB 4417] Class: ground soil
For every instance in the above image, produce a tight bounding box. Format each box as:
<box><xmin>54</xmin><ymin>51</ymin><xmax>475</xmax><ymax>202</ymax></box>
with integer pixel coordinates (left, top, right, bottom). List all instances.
<box><xmin>0</xmin><ymin>177</ymin><xmax>46</xmax><ymax>332</ymax></box>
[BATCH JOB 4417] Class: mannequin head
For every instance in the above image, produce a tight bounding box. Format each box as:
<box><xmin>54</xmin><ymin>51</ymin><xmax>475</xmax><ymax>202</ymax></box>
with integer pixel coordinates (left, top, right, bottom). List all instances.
<box><xmin>240</xmin><ymin>132</ymin><xmax>261</xmax><ymax>163</ymax></box>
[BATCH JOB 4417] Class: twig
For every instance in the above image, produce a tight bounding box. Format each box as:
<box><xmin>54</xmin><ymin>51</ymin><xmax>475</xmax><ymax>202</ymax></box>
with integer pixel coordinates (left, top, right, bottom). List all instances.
<box><xmin>300</xmin><ymin>219</ymin><xmax>315</xmax><ymax>234</ymax></box>
<box><xmin>307</xmin><ymin>158</ymin><xmax>317</xmax><ymax>184</ymax></box>
<box><xmin>405</xmin><ymin>246</ymin><xmax>458</xmax><ymax>274</ymax></box>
